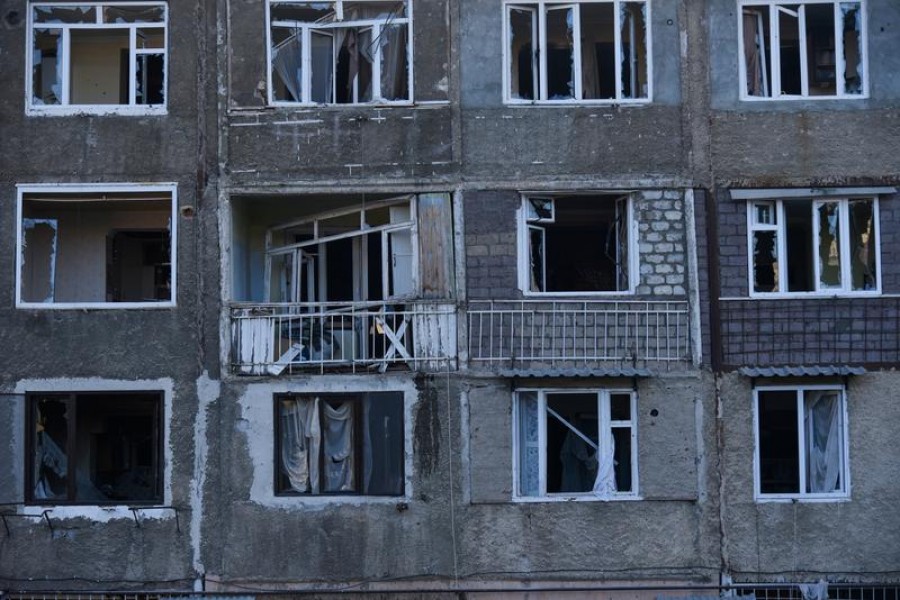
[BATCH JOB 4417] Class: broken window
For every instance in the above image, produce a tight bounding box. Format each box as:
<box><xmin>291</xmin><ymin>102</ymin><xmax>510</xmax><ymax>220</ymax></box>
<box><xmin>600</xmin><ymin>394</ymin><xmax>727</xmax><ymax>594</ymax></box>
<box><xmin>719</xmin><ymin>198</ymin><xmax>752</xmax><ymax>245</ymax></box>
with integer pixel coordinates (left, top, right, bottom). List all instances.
<box><xmin>27</xmin><ymin>392</ymin><xmax>163</xmax><ymax>505</ymax></box>
<box><xmin>275</xmin><ymin>392</ymin><xmax>404</xmax><ymax>495</ymax></box>
<box><xmin>28</xmin><ymin>2</ymin><xmax>167</xmax><ymax>113</ymax></box>
<box><xmin>520</xmin><ymin>194</ymin><xmax>632</xmax><ymax>293</ymax></box>
<box><xmin>268</xmin><ymin>0</ymin><xmax>411</xmax><ymax>105</ymax></box>
<box><xmin>755</xmin><ymin>386</ymin><xmax>847</xmax><ymax>499</ymax></box>
<box><xmin>740</xmin><ymin>1</ymin><xmax>865</xmax><ymax>99</ymax></box>
<box><xmin>506</xmin><ymin>0</ymin><xmax>650</xmax><ymax>103</ymax></box>
<box><xmin>748</xmin><ymin>196</ymin><xmax>878</xmax><ymax>295</ymax></box>
<box><xmin>515</xmin><ymin>390</ymin><xmax>637</xmax><ymax>498</ymax></box>
<box><xmin>17</xmin><ymin>186</ymin><xmax>176</xmax><ymax>308</ymax></box>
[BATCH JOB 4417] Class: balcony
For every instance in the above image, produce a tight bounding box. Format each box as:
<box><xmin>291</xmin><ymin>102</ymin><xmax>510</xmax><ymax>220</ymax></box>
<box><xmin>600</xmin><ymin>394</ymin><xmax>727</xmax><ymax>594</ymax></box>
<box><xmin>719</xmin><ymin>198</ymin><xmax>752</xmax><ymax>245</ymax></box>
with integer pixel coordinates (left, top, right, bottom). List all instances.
<box><xmin>230</xmin><ymin>301</ymin><xmax>457</xmax><ymax>375</ymax></box>
<box><xmin>719</xmin><ymin>297</ymin><xmax>900</xmax><ymax>369</ymax></box>
<box><xmin>466</xmin><ymin>300</ymin><xmax>691</xmax><ymax>370</ymax></box>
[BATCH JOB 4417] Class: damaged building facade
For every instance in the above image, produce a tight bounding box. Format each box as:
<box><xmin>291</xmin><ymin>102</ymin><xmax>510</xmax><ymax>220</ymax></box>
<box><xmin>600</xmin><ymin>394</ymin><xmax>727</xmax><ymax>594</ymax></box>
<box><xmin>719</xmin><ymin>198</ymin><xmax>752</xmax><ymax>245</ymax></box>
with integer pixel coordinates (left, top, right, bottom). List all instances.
<box><xmin>0</xmin><ymin>0</ymin><xmax>899</xmax><ymax>598</ymax></box>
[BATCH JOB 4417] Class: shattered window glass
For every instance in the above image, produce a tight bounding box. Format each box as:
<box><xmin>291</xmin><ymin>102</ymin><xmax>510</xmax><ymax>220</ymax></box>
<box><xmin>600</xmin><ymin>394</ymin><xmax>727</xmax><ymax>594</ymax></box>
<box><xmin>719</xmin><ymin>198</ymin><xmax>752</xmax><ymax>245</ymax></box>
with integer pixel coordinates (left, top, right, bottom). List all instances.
<box><xmin>33</xmin><ymin>5</ymin><xmax>96</xmax><ymax>23</ymax></box>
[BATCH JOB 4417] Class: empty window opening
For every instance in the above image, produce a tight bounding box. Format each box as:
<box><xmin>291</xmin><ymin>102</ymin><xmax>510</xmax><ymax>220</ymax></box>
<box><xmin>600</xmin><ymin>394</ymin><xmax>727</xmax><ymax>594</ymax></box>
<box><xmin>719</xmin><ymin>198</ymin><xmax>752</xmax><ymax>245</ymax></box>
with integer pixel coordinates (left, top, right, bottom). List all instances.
<box><xmin>28</xmin><ymin>392</ymin><xmax>163</xmax><ymax>505</ymax></box>
<box><xmin>18</xmin><ymin>188</ymin><xmax>176</xmax><ymax>307</ymax></box>
<box><xmin>29</xmin><ymin>3</ymin><xmax>167</xmax><ymax>112</ymax></box>
<box><xmin>521</xmin><ymin>194</ymin><xmax>631</xmax><ymax>294</ymax></box>
<box><xmin>516</xmin><ymin>389</ymin><xmax>636</xmax><ymax>498</ymax></box>
<box><xmin>268</xmin><ymin>0</ymin><xmax>411</xmax><ymax>105</ymax></box>
<box><xmin>740</xmin><ymin>1</ymin><xmax>864</xmax><ymax>99</ymax></box>
<box><xmin>506</xmin><ymin>0</ymin><xmax>649</xmax><ymax>103</ymax></box>
<box><xmin>749</xmin><ymin>196</ymin><xmax>878</xmax><ymax>295</ymax></box>
<box><xmin>755</xmin><ymin>386</ymin><xmax>847</xmax><ymax>499</ymax></box>
<box><xmin>275</xmin><ymin>392</ymin><xmax>404</xmax><ymax>496</ymax></box>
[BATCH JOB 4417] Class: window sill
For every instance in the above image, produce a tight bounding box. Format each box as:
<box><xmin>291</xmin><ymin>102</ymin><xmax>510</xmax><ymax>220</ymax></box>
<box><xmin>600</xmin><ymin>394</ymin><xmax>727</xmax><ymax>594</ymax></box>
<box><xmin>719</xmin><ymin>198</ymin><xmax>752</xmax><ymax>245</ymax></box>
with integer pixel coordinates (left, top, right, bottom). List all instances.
<box><xmin>754</xmin><ymin>494</ymin><xmax>850</xmax><ymax>503</ymax></box>
<box><xmin>267</xmin><ymin>101</ymin><xmax>417</xmax><ymax>109</ymax></box>
<box><xmin>26</xmin><ymin>105</ymin><xmax>168</xmax><ymax>117</ymax></box>
<box><xmin>16</xmin><ymin>301</ymin><xmax>176</xmax><ymax>310</ymax></box>
<box><xmin>504</xmin><ymin>99</ymin><xmax>652</xmax><ymax>107</ymax></box>
<box><xmin>743</xmin><ymin>291</ymin><xmax>881</xmax><ymax>300</ymax></box>
<box><xmin>19</xmin><ymin>504</ymin><xmax>174</xmax><ymax>522</ymax></box>
<box><xmin>739</xmin><ymin>94</ymin><xmax>869</xmax><ymax>102</ymax></box>
<box><xmin>521</xmin><ymin>290</ymin><xmax>637</xmax><ymax>298</ymax></box>
<box><xmin>513</xmin><ymin>494</ymin><xmax>642</xmax><ymax>503</ymax></box>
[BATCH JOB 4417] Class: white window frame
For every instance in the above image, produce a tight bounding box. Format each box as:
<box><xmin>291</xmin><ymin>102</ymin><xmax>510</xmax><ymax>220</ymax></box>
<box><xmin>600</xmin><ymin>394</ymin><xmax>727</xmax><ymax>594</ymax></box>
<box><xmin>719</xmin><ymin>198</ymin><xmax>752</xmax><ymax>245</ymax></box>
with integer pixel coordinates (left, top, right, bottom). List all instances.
<box><xmin>753</xmin><ymin>384</ymin><xmax>851</xmax><ymax>502</ymax></box>
<box><xmin>745</xmin><ymin>196</ymin><xmax>881</xmax><ymax>298</ymax></box>
<box><xmin>512</xmin><ymin>388</ymin><xmax>639</xmax><ymax>501</ymax></box>
<box><xmin>737</xmin><ymin>0</ymin><xmax>868</xmax><ymax>101</ymax></box>
<box><xmin>264</xmin><ymin>196</ymin><xmax>419</xmax><ymax>302</ymax></box>
<box><xmin>517</xmin><ymin>194</ymin><xmax>637</xmax><ymax>296</ymax></box>
<box><xmin>502</xmin><ymin>0</ymin><xmax>653</xmax><ymax>105</ymax></box>
<box><xmin>26</xmin><ymin>2</ymin><xmax>168</xmax><ymax>116</ymax></box>
<box><xmin>266</xmin><ymin>0</ymin><xmax>414</xmax><ymax>107</ymax></box>
<box><xmin>15</xmin><ymin>183</ymin><xmax>178</xmax><ymax>310</ymax></box>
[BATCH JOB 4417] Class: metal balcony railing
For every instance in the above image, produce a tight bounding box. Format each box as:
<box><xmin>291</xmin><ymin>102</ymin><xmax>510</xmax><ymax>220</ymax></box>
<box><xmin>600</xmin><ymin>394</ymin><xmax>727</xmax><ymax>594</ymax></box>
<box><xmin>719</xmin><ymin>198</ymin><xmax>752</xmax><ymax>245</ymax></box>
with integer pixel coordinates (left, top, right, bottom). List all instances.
<box><xmin>230</xmin><ymin>301</ymin><xmax>457</xmax><ymax>375</ymax></box>
<box><xmin>466</xmin><ymin>300</ymin><xmax>691</xmax><ymax>368</ymax></box>
<box><xmin>719</xmin><ymin>297</ymin><xmax>900</xmax><ymax>369</ymax></box>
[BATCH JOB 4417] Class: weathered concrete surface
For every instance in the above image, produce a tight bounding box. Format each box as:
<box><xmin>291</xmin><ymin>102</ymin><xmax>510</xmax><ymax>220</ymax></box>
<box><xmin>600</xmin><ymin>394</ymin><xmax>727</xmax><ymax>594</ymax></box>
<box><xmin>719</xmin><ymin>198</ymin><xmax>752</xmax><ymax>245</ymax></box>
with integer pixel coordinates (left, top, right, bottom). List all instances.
<box><xmin>203</xmin><ymin>374</ymin><xmax>460</xmax><ymax>585</ymax></box>
<box><xmin>717</xmin><ymin>371</ymin><xmax>900</xmax><ymax>581</ymax></box>
<box><xmin>462</xmin><ymin>373</ymin><xmax>721</xmax><ymax>583</ymax></box>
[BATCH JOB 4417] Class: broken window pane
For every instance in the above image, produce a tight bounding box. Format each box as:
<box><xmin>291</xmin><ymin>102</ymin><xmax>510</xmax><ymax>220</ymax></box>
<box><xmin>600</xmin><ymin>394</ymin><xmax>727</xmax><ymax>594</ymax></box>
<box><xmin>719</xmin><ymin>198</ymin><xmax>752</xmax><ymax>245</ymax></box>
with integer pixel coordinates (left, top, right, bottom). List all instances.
<box><xmin>29</xmin><ymin>393</ymin><xmax>162</xmax><ymax>504</ymax></box>
<box><xmin>388</xmin><ymin>228</ymin><xmax>414</xmax><ymax>297</ymax></box>
<box><xmin>136</xmin><ymin>53</ymin><xmax>165</xmax><ymax>105</ymax></box>
<box><xmin>778</xmin><ymin>5</ymin><xmax>802</xmax><ymax>95</ymax></box>
<box><xmin>545</xmin><ymin>6</ymin><xmax>574</xmax><ymax>99</ymax></box>
<box><xmin>509</xmin><ymin>7</ymin><xmax>537</xmax><ymax>100</ymax></box>
<box><xmin>758</xmin><ymin>389</ymin><xmax>800</xmax><ymax>494</ymax></box>
<box><xmin>272</xmin><ymin>28</ymin><xmax>303</xmax><ymax>102</ymax></box>
<box><xmin>806</xmin><ymin>3</ymin><xmax>836</xmax><ymax>96</ymax></box>
<box><xmin>753</xmin><ymin>230</ymin><xmax>779</xmax><ymax>293</ymax></box>
<box><xmin>310</xmin><ymin>30</ymin><xmax>335</xmax><ymax>103</ymax></box>
<box><xmin>269</xmin><ymin>252</ymin><xmax>295</xmax><ymax>303</ymax></box>
<box><xmin>363</xmin><ymin>393</ymin><xmax>404</xmax><ymax>495</ymax></box>
<box><xmin>32</xmin><ymin>28</ymin><xmax>62</xmax><ymax>105</ymax></box>
<box><xmin>137</xmin><ymin>29</ymin><xmax>165</xmax><ymax>50</ymax></box>
<box><xmin>742</xmin><ymin>7</ymin><xmax>772</xmax><ymax>97</ymax></box>
<box><xmin>817</xmin><ymin>202</ymin><xmax>842</xmax><ymax>289</ymax></box>
<box><xmin>34</xmin><ymin>5</ymin><xmax>96</xmax><ymax>23</ymax></box>
<box><xmin>270</xmin><ymin>2</ymin><xmax>333</xmax><ymax>23</ymax></box>
<box><xmin>524</xmin><ymin>195</ymin><xmax>631</xmax><ymax>293</ymax></box>
<box><xmin>783</xmin><ymin>200</ymin><xmax>814</xmax><ymax>292</ymax></box>
<box><xmin>32</xmin><ymin>397</ymin><xmax>69</xmax><ymax>501</ymax></box>
<box><xmin>334</xmin><ymin>28</ymin><xmax>373</xmax><ymax>103</ymax></box>
<box><xmin>610</xmin><ymin>393</ymin><xmax>631</xmax><ymax>421</ymax></box>
<box><xmin>620</xmin><ymin>2</ymin><xmax>648</xmax><ymax>99</ymax></box>
<box><xmin>344</xmin><ymin>1</ymin><xmax>407</xmax><ymax>20</ymax></box>
<box><xmin>611</xmin><ymin>425</ymin><xmax>632</xmax><ymax>492</ymax></box>
<box><xmin>580</xmin><ymin>2</ymin><xmax>615</xmax><ymax>100</ymax></box>
<box><xmin>380</xmin><ymin>24</ymin><xmax>409</xmax><ymax>101</ymax></box>
<box><xmin>849</xmin><ymin>199</ymin><xmax>876</xmax><ymax>291</ymax></box>
<box><xmin>69</xmin><ymin>28</ymin><xmax>131</xmax><ymax>104</ymax></box>
<box><xmin>841</xmin><ymin>3</ymin><xmax>863</xmax><ymax>94</ymax></box>
<box><xmin>20</xmin><ymin>191</ymin><xmax>174</xmax><ymax>305</ymax></box>
<box><xmin>547</xmin><ymin>393</ymin><xmax>598</xmax><ymax>494</ymax></box>
<box><xmin>103</xmin><ymin>6</ymin><xmax>165</xmax><ymax>23</ymax></box>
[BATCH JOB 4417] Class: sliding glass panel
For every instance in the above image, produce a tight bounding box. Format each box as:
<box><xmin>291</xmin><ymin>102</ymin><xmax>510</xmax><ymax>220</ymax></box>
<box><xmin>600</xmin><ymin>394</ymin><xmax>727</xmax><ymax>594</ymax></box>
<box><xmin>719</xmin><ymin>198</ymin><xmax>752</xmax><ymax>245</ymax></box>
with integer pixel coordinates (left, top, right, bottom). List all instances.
<box><xmin>817</xmin><ymin>201</ymin><xmax>842</xmax><ymax>290</ymax></box>
<box><xmin>310</xmin><ymin>30</ymin><xmax>335</xmax><ymax>103</ymax></box>
<box><xmin>380</xmin><ymin>24</ymin><xmax>409</xmax><ymax>100</ymax></box>
<box><xmin>804</xmin><ymin>390</ymin><xmax>842</xmax><ymax>493</ymax></box>
<box><xmin>840</xmin><ymin>2</ymin><xmax>863</xmax><ymax>94</ymax></box>
<box><xmin>517</xmin><ymin>392</ymin><xmax>540</xmax><ymax>497</ymax></box>
<box><xmin>271</xmin><ymin>27</ymin><xmax>303</xmax><ymax>102</ymax></box>
<box><xmin>758</xmin><ymin>390</ymin><xmax>800</xmax><ymax>494</ymax></box>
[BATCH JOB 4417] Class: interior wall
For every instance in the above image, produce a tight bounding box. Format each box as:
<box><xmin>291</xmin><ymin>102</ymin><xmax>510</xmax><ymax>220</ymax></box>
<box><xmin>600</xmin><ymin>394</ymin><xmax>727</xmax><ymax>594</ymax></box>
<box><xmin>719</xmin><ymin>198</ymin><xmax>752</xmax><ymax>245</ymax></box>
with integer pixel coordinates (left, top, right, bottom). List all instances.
<box><xmin>70</xmin><ymin>31</ymin><xmax>129</xmax><ymax>104</ymax></box>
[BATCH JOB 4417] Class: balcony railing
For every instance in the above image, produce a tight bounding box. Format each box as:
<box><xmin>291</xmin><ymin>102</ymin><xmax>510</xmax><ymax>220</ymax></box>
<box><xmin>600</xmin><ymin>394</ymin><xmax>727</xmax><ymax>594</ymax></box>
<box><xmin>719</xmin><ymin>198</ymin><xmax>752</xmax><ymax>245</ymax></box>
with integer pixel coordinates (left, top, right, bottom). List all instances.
<box><xmin>230</xmin><ymin>301</ymin><xmax>457</xmax><ymax>375</ymax></box>
<box><xmin>720</xmin><ymin>297</ymin><xmax>900</xmax><ymax>368</ymax></box>
<box><xmin>467</xmin><ymin>300</ymin><xmax>691</xmax><ymax>369</ymax></box>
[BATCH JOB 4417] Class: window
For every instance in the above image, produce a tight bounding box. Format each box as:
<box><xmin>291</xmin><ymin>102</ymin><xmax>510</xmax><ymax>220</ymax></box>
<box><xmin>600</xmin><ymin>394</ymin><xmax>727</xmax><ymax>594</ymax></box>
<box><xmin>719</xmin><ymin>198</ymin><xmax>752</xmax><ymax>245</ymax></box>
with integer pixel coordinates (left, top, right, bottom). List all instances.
<box><xmin>16</xmin><ymin>185</ymin><xmax>177</xmax><ymax>309</ymax></box>
<box><xmin>267</xmin><ymin>0</ymin><xmax>411</xmax><ymax>105</ymax></box>
<box><xmin>748</xmin><ymin>197</ymin><xmax>879</xmax><ymax>295</ymax></box>
<box><xmin>519</xmin><ymin>194</ymin><xmax>633</xmax><ymax>294</ymax></box>
<box><xmin>266</xmin><ymin>196</ymin><xmax>415</xmax><ymax>304</ymax></box>
<box><xmin>27</xmin><ymin>392</ymin><xmax>163</xmax><ymax>505</ymax></box>
<box><xmin>754</xmin><ymin>386</ymin><xmax>848</xmax><ymax>499</ymax></box>
<box><xmin>275</xmin><ymin>392</ymin><xmax>405</xmax><ymax>496</ymax></box>
<box><xmin>514</xmin><ymin>389</ymin><xmax>637</xmax><ymax>499</ymax></box>
<box><xmin>739</xmin><ymin>1</ymin><xmax>866</xmax><ymax>100</ymax></box>
<box><xmin>27</xmin><ymin>2</ymin><xmax>167</xmax><ymax>114</ymax></box>
<box><xmin>505</xmin><ymin>0</ymin><xmax>650</xmax><ymax>103</ymax></box>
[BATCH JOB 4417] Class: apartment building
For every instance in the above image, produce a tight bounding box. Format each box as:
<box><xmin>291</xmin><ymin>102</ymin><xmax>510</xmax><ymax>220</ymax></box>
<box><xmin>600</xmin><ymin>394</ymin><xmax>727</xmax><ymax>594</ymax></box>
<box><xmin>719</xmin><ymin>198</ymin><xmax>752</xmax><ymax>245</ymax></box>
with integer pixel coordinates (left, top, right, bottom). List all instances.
<box><xmin>0</xmin><ymin>0</ymin><xmax>898</xmax><ymax>598</ymax></box>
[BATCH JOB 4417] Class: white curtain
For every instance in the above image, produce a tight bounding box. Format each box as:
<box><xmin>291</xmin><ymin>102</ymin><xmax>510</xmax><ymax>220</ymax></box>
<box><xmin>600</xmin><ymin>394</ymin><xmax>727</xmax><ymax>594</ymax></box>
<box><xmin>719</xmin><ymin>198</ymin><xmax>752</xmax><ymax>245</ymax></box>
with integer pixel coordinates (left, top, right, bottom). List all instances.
<box><xmin>805</xmin><ymin>391</ymin><xmax>842</xmax><ymax>493</ymax></box>
<box><xmin>593</xmin><ymin>427</ymin><xmax>617</xmax><ymax>497</ymax></box>
<box><xmin>323</xmin><ymin>400</ymin><xmax>355</xmax><ymax>492</ymax></box>
<box><xmin>280</xmin><ymin>397</ymin><xmax>321</xmax><ymax>493</ymax></box>
<box><xmin>272</xmin><ymin>31</ymin><xmax>302</xmax><ymax>101</ymax></box>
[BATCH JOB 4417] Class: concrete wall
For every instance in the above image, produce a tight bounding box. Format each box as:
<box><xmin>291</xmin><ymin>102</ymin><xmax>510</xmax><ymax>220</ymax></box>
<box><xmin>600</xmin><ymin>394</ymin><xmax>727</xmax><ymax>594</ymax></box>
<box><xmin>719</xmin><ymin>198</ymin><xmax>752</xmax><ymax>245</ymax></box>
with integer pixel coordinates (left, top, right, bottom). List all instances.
<box><xmin>717</xmin><ymin>371</ymin><xmax>900</xmax><ymax>581</ymax></box>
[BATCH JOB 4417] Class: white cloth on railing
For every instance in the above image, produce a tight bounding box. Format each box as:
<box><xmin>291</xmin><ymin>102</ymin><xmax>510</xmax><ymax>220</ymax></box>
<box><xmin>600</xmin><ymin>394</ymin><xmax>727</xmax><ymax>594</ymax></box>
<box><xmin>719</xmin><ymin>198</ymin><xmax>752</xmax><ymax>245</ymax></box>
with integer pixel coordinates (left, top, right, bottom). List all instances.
<box><xmin>237</xmin><ymin>317</ymin><xmax>274</xmax><ymax>374</ymax></box>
